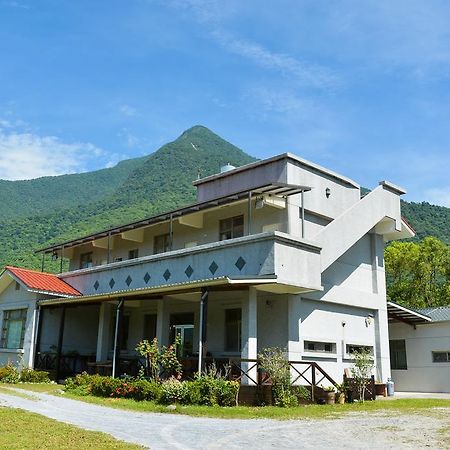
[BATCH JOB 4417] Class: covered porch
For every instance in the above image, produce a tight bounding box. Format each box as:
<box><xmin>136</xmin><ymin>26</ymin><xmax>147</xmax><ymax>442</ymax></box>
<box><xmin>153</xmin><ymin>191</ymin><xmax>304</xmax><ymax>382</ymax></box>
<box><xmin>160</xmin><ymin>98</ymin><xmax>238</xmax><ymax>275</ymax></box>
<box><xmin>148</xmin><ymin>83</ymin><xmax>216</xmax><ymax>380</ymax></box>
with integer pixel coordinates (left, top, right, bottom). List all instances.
<box><xmin>34</xmin><ymin>278</ymin><xmax>312</xmax><ymax>384</ymax></box>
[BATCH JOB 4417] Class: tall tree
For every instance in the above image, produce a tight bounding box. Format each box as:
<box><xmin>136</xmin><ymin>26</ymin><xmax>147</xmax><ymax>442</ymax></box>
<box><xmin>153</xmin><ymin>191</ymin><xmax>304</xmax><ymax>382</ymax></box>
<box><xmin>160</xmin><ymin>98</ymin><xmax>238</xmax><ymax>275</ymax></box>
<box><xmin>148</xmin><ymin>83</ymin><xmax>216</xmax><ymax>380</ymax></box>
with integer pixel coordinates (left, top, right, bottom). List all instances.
<box><xmin>385</xmin><ymin>237</ymin><xmax>450</xmax><ymax>308</ymax></box>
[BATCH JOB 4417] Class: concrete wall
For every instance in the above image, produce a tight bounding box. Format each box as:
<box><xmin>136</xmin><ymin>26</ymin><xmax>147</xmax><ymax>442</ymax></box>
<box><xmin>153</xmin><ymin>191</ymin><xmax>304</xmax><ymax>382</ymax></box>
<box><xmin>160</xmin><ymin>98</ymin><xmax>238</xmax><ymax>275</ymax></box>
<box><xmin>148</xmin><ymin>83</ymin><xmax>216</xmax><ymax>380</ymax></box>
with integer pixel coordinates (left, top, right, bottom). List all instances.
<box><xmin>62</xmin><ymin>232</ymin><xmax>321</xmax><ymax>297</ymax></box>
<box><xmin>0</xmin><ymin>279</ymin><xmax>37</xmax><ymax>368</ymax></box>
<box><xmin>389</xmin><ymin>321</ymin><xmax>450</xmax><ymax>392</ymax></box>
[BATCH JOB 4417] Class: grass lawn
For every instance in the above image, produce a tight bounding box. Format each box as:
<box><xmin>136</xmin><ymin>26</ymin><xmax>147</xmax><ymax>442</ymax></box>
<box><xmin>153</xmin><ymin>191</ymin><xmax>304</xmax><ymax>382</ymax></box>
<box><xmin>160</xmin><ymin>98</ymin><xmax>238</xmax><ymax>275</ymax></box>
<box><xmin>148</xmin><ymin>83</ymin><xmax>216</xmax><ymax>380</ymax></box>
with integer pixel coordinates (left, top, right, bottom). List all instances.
<box><xmin>7</xmin><ymin>383</ymin><xmax>450</xmax><ymax>420</ymax></box>
<box><xmin>0</xmin><ymin>407</ymin><xmax>141</xmax><ymax>449</ymax></box>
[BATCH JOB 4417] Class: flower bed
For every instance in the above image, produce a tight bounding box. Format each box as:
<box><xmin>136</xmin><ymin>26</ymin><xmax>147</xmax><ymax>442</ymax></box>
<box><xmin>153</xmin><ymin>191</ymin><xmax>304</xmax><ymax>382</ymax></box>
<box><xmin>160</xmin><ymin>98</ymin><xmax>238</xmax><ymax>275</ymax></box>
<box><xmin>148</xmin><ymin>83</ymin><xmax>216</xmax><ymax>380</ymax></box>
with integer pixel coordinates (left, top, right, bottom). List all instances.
<box><xmin>64</xmin><ymin>372</ymin><xmax>240</xmax><ymax>407</ymax></box>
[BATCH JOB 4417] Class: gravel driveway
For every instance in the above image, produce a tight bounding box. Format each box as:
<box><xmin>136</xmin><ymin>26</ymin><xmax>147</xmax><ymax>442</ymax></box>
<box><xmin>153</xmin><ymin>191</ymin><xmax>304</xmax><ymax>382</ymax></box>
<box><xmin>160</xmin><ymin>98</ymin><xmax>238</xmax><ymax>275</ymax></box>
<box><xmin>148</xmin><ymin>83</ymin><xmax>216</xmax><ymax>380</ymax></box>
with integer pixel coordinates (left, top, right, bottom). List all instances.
<box><xmin>0</xmin><ymin>389</ymin><xmax>448</xmax><ymax>449</ymax></box>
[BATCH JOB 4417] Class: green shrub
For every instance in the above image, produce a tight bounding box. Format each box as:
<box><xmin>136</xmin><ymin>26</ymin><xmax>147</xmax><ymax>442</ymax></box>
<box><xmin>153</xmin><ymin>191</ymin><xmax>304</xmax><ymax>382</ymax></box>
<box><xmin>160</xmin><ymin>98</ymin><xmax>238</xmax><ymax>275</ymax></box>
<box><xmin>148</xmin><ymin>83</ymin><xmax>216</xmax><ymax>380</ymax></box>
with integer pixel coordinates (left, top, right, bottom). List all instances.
<box><xmin>64</xmin><ymin>372</ymin><xmax>104</xmax><ymax>396</ymax></box>
<box><xmin>19</xmin><ymin>368</ymin><xmax>50</xmax><ymax>383</ymax></box>
<box><xmin>131</xmin><ymin>378</ymin><xmax>162</xmax><ymax>401</ymax></box>
<box><xmin>159</xmin><ymin>377</ymin><xmax>189</xmax><ymax>404</ymax></box>
<box><xmin>294</xmin><ymin>385</ymin><xmax>311</xmax><ymax>403</ymax></box>
<box><xmin>89</xmin><ymin>376</ymin><xmax>122</xmax><ymax>398</ymax></box>
<box><xmin>187</xmin><ymin>376</ymin><xmax>239</xmax><ymax>406</ymax></box>
<box><xmin>0</xmin><ymin>363</ymin><xmax>20</xmax><ymax>384</ymax></box>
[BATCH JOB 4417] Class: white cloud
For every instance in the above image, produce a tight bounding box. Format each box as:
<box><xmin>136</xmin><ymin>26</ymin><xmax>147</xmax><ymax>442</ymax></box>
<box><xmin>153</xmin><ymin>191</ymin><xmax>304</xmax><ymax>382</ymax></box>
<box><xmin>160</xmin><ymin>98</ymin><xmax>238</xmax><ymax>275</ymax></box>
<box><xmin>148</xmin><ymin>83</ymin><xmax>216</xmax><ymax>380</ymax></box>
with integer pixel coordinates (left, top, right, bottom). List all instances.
<box><xmin>212</xmin><ymin>30</ymin><xmax>337</xmax><ymax>89</ymax></box>
<box><xmin>119</xmin><ymin>104</ymin><xmax>138</xmax><ymax>117</ymax></box>
<box><xmin>424</xmin><ymin>186</ymin><xmax>450</xmax><ymax>208</ymax></box>
<box><xmin>0</xmin><ymin>129</ymin><xmax>105</xmax><ymax>180</ymax></box>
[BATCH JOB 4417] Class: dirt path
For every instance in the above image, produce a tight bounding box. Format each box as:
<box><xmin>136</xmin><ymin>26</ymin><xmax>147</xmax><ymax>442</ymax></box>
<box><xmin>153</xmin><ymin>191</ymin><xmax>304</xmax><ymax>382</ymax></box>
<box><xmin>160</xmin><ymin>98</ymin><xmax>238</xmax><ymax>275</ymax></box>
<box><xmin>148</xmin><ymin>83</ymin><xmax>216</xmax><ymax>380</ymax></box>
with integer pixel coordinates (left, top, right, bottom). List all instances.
<box><xmin>0</xmin><ymin>389</ymin><xmax>448</xmax><ymax>449</ymax></box>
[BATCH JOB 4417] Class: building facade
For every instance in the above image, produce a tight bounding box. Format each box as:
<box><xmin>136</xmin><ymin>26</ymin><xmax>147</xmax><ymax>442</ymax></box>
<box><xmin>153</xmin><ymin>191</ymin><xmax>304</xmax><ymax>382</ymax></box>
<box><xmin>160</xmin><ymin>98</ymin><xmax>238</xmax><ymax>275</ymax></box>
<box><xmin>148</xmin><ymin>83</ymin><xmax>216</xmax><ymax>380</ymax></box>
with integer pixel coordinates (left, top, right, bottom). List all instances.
<box><xmin>388</xmin><ymin>304</ymin><xmax>450</xmax><ymax>393</ymax></box>
<box><xmin>0</xmin><ymin>153</ymin><xmax>413</xmax><ymax>384</ymax></box>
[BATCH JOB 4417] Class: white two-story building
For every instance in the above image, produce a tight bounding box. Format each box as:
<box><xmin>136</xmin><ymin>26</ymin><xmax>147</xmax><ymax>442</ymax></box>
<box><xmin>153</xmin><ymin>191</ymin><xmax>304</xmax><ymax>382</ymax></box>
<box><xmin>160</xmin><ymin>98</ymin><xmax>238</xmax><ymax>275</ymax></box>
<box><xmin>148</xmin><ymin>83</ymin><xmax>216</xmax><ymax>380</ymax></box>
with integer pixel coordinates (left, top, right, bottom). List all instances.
<box><xmin>0</xmin><ymin>152</ymin><xmax>413</xmax><ymax>387</ymax></box>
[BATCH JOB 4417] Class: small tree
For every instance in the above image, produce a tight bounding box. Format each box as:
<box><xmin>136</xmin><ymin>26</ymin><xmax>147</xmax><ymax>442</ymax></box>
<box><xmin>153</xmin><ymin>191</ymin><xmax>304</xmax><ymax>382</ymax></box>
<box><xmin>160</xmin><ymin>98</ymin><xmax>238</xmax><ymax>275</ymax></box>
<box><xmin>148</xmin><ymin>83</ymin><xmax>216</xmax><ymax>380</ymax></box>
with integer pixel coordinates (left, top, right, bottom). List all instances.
<box><xmin>136</xmin><ymin>337</ymin><xmax>160</xmax><ymax>380</ymax></box>
<box><xmin>135</xmin><ymin>335</ymin><xmax>183</xmax><ymax>380</ymax></box>
<box><xmin>258</xmin><ymin>347</ymin><xmax>297</xmax><ymax>407</ymax></box>
<box><xmin>350</xmin><ymin>349</ymin><xmax>374</xmax><ymax>402</ymax></box>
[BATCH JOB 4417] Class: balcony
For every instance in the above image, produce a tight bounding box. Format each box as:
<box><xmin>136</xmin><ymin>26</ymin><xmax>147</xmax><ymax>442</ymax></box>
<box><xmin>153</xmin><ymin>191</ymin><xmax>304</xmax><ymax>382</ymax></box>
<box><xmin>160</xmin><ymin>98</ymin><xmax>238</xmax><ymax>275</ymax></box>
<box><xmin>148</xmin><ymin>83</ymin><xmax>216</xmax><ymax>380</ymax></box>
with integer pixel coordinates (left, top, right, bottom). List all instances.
<box><xmin>59</xmin><ymin>231</ymin><xmax>322</xmax><ymax>298</ymax></box>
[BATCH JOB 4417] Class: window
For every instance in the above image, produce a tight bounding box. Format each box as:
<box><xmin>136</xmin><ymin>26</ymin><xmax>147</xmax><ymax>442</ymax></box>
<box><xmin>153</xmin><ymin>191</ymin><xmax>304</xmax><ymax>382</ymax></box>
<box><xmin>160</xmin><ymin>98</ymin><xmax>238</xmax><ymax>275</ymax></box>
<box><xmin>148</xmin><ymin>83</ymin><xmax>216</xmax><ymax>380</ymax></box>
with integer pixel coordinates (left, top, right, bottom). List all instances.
<box><xmin>80</xmin><ymin>252</ymin><xmax>93</xmax><ymax>269</ymax></box>
<box><xmin>346</xmin><ymin>344</ymin><xmax>373</xmax><ymax>355</ymax></box>
<box><xmin>154</xmin><ymin>234</ymin><xmax>170</xmax><ymax>254</ymax></box>
<box><xmin>432</xmin><ymin>351</ymin><xmax>450</xmax><ymax>363</ymax></box>
<box><xmin>1</xmin><ymin>309</ymin><xmax>27</xmax><ymax>349</ymax></box>
<box><xmin>390</xmin><ymin>339</ymin><xmax>407</xmax><ymax>370</ymax></box>
<box><xmin>219</xmin><ymin>215</ymin><xmax>244</xmax><ymax>241</ymax></box>
<box><xmin>143</xmin><ymin>314</ymin><xmax>157</xmax><ymax>342</ymax></box>
<box><xmin>304</xmin><ymin>341</ymin><xmax>335</xmax><ymax>353</ymax></box>
<box><xmin>128</xmin><ymin>249</ymin><xmax>139</xmax><ymax>260</ymax></box>
<box><xmin>114</xmin><ymin>257</ymin><xmax>123</xmax><ymax>262</ymax></box>
<box><xmin>225</xmin><ymin>308</ymin><xmax>241</xmax><ymax>352</ymax></box>
<box><xmin>14</xmin><ymin>281</ymin><xmax>20</xmax><ymax>291</ymax></box>
<box><xmin>170</xmin><ymin>313</ymin><xmax>194</xmax><ymax>357</ymax></box>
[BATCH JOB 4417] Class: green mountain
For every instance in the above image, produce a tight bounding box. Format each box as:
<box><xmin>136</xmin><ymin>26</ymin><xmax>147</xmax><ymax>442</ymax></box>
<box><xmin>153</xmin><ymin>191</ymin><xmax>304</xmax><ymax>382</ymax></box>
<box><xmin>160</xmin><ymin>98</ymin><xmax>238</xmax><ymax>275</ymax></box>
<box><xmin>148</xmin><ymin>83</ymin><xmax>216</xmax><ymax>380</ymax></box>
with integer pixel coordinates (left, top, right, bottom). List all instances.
<box><xmin>0</xmin><ymin>126</ymin><xmax>256</xmax><ymax>269</ymax></box>
<box><xmin>0</xmin><ymin>124</ymin><xmax>448</xmax><ymax>271</ymax></box>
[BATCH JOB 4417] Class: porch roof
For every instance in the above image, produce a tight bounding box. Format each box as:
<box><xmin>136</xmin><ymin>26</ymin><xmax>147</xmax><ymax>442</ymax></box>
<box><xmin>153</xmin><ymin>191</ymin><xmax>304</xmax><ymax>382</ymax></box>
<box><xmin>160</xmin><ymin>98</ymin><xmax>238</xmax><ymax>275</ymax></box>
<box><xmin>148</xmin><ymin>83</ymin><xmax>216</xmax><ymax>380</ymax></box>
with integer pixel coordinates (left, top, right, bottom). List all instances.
<box><xmin>387</xmin><ymin>301</ymin><xmax>432</xmax><ymax>325</ymax></box>
<box><xmin>37</xmin><ymin>275</ymin><xmax>283</xmax><ymax>306</ymax></box>
<box><xmin>36</xmin><ymin>182</ymin><xmax>311</xmax><ymax>255</ymax></box>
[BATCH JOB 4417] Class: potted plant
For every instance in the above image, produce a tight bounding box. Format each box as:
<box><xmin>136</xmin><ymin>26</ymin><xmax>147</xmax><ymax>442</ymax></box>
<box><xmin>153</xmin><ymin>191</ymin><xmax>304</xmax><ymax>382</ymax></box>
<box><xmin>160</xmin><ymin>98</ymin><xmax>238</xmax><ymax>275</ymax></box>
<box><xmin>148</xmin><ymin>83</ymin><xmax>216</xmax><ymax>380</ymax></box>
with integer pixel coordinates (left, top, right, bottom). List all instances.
<box><xmin>322</xmin><ymin>385</ymin><xmax>336</xmax><ymax>405</ymax></box>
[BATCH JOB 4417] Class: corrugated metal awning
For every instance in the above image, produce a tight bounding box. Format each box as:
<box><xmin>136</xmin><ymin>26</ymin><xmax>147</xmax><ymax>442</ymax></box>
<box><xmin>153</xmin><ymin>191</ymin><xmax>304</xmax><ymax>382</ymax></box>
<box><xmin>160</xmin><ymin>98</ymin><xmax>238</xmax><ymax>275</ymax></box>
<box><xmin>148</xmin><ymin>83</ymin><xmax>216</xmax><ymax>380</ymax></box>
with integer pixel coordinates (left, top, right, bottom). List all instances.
<box><xmin>387</xmin><ymin>301</ymin><xmax>432</xmax><ymax>325</ymax></box>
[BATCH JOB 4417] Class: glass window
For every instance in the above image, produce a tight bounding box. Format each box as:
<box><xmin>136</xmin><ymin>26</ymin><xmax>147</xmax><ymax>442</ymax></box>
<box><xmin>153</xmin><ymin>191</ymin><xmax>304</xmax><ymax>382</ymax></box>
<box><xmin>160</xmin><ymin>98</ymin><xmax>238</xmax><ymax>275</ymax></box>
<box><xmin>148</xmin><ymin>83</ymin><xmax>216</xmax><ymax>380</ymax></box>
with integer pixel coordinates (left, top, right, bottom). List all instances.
<box><xmin>1</xmin><ymin>309</ymin><xmax>27</xmax><ymax>349</ymax></box>
<box><xmin>225</xmin><ymin>308</ymin><xmax>241</xmax><ymax>352</ymax></box>
<box><xmin>128</xmin><ymin>249</ymin><xmax>139</xmax><ymax>259</ymax></box>
<box><xmin>154</xmin><ymin>234</ymin><xmax>170</xmax><ymax>254</ymax></box>
<box><xmin>80</xmin><ymin>252</ymin><xmax>93</xmax><ymax>269</ymax></box>
<box><xmin>346</xmin><ymin>344</ymin><xmax>374</xmax><ymax>355</ymax></box>
<box><xmin>432</xmin><ymin>351</ymin><xmax>450</xmax><ymax>363</ymax></box>
<box><xmin>170</xmin><ymin>313</ymin><xmax>195</xmax><ymax>357</ymax></box>
<box><xmin>390</xmin><ymin>339</ymin><xmax>408</xmax><ymax>370</ymax></box>
<box><xmin>219</xmin><ymin>215</ymin><xmax>244</xmax><ymax>241</ymax></box>
<box><xmin>304</xmin><ymin>341</ymin><xmax>336</xmax><ymax>353</ymax></box>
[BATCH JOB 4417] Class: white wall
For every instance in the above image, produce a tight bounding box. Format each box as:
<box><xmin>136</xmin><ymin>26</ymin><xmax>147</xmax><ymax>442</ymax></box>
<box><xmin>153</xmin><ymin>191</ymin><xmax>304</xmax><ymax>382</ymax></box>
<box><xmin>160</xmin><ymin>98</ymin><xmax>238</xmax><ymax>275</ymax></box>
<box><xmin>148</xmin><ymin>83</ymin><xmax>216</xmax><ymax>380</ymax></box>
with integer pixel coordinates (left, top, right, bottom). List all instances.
<box><xmin>0</xmin><ymin>279</ymin><xmax>37</xmax><ymax>368</ymax></box>
<box><xmin>389</xmin><ymin>321</ymin><xmax>450</xmax><ymax>392</ymax></box>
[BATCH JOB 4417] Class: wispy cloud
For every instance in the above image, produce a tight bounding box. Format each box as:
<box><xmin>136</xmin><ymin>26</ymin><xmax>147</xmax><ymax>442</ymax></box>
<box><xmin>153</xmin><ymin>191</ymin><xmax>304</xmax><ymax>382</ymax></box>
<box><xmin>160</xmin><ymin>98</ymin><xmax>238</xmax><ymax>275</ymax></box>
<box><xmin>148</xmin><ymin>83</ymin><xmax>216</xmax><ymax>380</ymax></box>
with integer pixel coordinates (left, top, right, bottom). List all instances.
<box><xmin>119</xmin><ymin>104</ymin><xmax>138</xmax><ymax>117</ymax></box>
<box><xmin>0</xmin><ymin>127</ymin><xmax>105</xmax><ymax>180</ymax></box>
<box><xmin>212</xmin><ymin>30</ymin><xmax>337</xmax><ymax>89</ymax></box>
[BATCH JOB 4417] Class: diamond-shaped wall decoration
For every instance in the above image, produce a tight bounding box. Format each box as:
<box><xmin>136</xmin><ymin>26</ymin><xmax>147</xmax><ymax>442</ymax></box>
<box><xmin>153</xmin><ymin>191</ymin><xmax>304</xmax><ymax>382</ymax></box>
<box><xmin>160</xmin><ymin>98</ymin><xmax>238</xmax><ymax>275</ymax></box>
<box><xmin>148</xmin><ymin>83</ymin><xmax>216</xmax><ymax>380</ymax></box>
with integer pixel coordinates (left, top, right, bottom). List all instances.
<box><xmin>93</xmin><ymin>280</ymin><xmax>100</xmax><ymax>291</ymax></box>
<box><xmin>185</xmin><ymin>265</ymin><xmax>194</xmax><ymax>278</ymax></box>
<box><xmin>125</xmin><ymin>275</ymin><xmax>132</xmax><ymax>287</ymax></box>
<box><xmin>235</xmin><ymin>256</ymin><xmax>246</xmax><ymax>271</ymax></box>
<box><xmin>143</xmin><ymin>272</ymin><xmax>151</xmax><ymax>284</ymax></box>
<box><xmin>209</xmin><ymin>261</ymin><xmax>218</xmax><ymax>275</ymax></box>
<box><xmin>163</xmin><ymin>269</ymin><xmax>171</xmax><ymax>281</ymax></box>
<box><xmin>109</xmin><ymin>278</ymin><xmax>115</xmax><ymax>289</ymax></box>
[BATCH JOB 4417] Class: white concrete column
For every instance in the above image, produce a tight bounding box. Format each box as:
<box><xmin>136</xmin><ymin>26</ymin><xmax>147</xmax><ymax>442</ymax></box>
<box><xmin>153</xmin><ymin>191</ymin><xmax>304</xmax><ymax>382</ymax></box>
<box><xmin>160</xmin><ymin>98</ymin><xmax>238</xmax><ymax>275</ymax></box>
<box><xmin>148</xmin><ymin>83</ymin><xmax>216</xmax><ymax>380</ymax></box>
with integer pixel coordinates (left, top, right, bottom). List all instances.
<box><xmin>374</xmin><ymin>307</ymin><xmax>391</xmax><ymax>382</ymax></box>
<box><xmin>287</xmin><ymin>295</ymin><xmax>302</xmax><ymax>361</ymax></box>
<box><xmin>241</xmin><ymin>287</ymin><xmax>258</xmax><ymax>385</ymax></box>
<box><xmin>156</xmin><ymin>298</ymin><xmax>170</xmax><ymax>347</ymax></box>
<box><xmin>96</xmin><ymin>302</ymin><xmax>112</xmax><ymax>362</ymax></box>
<box><xmin>25</xmin><ymin>306</ymin><xmax>39</xmax><ymax>368</ymax></box>
<box><xmin>373</xmin><ymin>234</ymin><xmax>391</xmax><ymax>382</ymax></box>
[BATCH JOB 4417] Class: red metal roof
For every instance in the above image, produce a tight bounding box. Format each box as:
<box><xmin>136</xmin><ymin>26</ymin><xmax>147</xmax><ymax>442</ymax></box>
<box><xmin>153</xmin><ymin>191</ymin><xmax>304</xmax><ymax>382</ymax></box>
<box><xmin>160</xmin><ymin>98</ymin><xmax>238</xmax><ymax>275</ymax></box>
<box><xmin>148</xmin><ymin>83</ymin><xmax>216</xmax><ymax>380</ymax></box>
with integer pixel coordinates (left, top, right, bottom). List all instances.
<box><xmin>5</xmin><ymin>266</ymin><xmax>81</xmax><ymax>297</ymax></box>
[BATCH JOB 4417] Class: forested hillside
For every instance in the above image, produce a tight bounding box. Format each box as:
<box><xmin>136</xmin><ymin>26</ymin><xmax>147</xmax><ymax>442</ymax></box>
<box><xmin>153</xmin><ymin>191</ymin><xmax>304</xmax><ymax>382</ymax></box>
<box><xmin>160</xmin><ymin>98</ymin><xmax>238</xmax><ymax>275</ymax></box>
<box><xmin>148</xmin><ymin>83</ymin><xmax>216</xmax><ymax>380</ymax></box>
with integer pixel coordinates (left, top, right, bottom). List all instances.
<box><xmin>0</xmin><ymin>126</ymin><xmax>256</xmax><ymax>269</ymax></box>
<box><xmin>0</xmin><ymin>124</ymin><xmax>448</xmax><ymax>272</ymax></box>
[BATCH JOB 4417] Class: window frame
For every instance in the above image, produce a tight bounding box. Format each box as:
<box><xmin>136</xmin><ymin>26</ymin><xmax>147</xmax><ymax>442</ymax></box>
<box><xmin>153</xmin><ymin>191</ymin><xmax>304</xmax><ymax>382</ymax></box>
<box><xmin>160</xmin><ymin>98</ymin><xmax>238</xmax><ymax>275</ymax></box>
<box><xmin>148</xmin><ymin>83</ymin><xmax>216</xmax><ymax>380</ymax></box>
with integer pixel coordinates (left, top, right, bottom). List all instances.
<box><xmin>219</xmin><ymin>215</ymin><xmax>244</xmax><ymax>241</ymax></box>
<box><xmin>303</xmin><ymin>340</ymin><xmax>336</xmax><ymax>354</ymax></box>
<box><xmin>432</xmin><ymin>351</ymin><xmax>450</xmax><ymax>363</ymax></box>
<box><xmin>390</xmin><ymin>339</ymin><xmax>408</xmax><ymax>370</ymax></box>
<box><xmin>0</xmin><ymin>308</ymin><xmax>28</xmax><ymax>349</ymax></box>
<box><xmin>128</xmin><ymin>249</ymin><xmax>139</xmax><ymax>260</ymax></box>
<box><xmin>153</xmin><ymin>233</ymin><xmax>171</xmax><ymax>255</ymax></box>
<box><xmin>79</xmin><ymin>251</ymin><xmax>93</xmax><ymax>269</ymax></box>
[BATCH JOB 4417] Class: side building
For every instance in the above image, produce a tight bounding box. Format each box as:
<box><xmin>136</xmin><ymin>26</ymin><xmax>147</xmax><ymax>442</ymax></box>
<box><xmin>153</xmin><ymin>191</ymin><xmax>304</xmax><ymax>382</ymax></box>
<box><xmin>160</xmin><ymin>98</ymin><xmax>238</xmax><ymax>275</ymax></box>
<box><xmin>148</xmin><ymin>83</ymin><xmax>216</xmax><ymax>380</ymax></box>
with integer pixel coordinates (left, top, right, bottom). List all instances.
<box><xmin>388</xmin><ymin>302</ymin><xmax>450</xmax><ymax>393</ymax></box>
<box><xmin>0</xmin><ymin>152</ymin><xmax>413</xmax><ymax>386</ymax></box>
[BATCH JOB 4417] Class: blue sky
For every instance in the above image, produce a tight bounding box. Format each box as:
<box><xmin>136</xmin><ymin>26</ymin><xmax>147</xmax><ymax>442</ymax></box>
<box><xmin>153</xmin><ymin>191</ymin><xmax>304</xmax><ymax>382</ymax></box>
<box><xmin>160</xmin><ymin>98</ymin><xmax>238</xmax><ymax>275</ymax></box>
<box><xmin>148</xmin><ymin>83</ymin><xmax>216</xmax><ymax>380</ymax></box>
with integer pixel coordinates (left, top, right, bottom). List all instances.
<box><xmin>0</xmin><ymin>0</ymin><xmax>449</xmax><ymax>206</ymax></box>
